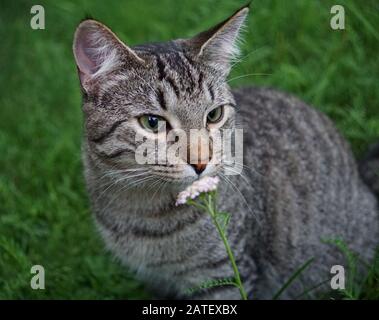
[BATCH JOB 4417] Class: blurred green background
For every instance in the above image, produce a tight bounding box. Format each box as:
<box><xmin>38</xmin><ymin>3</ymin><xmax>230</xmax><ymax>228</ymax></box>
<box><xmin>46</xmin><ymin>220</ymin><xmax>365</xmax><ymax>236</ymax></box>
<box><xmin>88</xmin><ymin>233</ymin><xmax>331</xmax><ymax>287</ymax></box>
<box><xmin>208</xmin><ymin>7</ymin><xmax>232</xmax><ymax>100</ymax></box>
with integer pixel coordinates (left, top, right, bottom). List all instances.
<box><xmin>0</xmin><ymin>0</ymin><xmax>378</xmax><ymax>299</ymax></box>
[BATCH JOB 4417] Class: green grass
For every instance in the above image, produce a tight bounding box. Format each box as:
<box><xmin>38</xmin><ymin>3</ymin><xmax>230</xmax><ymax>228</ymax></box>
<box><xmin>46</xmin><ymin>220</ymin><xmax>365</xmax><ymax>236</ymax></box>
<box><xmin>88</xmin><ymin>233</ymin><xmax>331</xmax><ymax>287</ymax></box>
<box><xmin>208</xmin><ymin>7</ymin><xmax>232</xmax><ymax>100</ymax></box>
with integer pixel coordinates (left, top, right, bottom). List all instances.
<box><xmin>0</xmin><ymin>0</ymin><xmax>378</xmax><ymax>299</ymax></box>
<box><xmin>322</xmin><ymin>239</ymin><xmax>379</xmax><ymax>300</ymax></box>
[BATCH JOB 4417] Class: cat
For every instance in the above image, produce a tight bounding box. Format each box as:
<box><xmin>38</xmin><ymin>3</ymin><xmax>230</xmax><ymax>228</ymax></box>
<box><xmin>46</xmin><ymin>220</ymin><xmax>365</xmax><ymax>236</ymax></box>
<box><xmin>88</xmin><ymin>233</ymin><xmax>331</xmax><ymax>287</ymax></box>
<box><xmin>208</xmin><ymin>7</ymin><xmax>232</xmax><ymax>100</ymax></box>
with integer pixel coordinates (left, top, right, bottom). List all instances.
<box><xmin>73</xmin><ymin>5</ymin><xmax>379</xmax><ymax>299</ymax></box>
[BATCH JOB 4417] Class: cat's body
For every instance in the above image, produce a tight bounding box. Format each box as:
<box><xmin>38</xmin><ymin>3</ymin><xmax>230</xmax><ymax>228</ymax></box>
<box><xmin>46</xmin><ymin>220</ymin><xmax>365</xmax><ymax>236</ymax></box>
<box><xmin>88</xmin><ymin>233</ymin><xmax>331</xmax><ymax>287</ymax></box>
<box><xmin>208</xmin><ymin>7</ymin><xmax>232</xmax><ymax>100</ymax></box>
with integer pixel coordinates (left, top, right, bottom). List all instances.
<box><xmin>84</xmin><ymin>87</ymin><xmax>378</xmax><ymax>299</ymax></box>
<box><xmin>74</xmin><ymin>6</ymin><xmax>379</xmax><ymax>299</ymax></box>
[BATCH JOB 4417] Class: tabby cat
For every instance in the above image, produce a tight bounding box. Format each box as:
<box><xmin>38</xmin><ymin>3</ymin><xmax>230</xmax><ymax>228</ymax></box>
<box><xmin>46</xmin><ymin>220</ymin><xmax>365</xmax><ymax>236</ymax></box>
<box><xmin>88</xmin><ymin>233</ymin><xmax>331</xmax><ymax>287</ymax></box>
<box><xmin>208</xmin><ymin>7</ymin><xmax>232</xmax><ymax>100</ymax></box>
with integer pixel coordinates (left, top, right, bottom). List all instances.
<box><xmin>73</xmin><ymin>5</ymin><xmax>379</xmax><ymax>299</ymax></box>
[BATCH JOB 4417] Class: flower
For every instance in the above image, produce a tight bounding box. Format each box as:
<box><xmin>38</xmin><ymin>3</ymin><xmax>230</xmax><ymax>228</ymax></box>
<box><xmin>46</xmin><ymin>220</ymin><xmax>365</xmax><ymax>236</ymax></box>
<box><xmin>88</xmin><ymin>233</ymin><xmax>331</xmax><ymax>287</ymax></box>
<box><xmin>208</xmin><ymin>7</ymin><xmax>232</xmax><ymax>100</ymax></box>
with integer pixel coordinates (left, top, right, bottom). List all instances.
<box><xmin>175</xmin><ymin>176</ymin><xmax>220</xmax><ymax>206</ymax></box>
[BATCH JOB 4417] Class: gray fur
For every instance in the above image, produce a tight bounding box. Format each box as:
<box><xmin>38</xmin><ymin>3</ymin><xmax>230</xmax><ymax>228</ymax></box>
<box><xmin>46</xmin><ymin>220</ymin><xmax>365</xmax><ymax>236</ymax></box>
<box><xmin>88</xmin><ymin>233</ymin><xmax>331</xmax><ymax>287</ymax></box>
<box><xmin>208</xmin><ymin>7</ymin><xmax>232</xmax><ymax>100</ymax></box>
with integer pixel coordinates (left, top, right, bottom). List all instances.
<box><xmin>360</xmin><ymin>143</ymin><xmax>379</xmax><ymax>197</ymax></box>
<box><xmin>73</xmin><ymin>7</ymin><xmax>379</xmax><ymax>299</ymax></box>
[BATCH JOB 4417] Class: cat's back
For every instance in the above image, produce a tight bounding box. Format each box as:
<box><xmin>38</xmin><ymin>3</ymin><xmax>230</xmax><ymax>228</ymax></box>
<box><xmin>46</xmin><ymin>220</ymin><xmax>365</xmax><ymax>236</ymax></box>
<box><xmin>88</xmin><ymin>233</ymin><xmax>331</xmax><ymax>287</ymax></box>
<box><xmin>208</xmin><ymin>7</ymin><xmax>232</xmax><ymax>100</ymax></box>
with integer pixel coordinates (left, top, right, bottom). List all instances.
<box><xmin>229</xmin><ymin>86</ymin><xmax>378</xmax><ymax>297</ymax></box>
<box><xmin>232</xmin><ymin>86</ymin><xmax>354</xmax><ymax>171</ymax></box>
<box><xmin>233</xmin><ymin>86</ymin><xmax>340</xmax><ymax>145</ymax></box>
<box><xmin>231</xmin><ymin>86</ymin><xmax>377</xmax><ymax>237</ymax></box>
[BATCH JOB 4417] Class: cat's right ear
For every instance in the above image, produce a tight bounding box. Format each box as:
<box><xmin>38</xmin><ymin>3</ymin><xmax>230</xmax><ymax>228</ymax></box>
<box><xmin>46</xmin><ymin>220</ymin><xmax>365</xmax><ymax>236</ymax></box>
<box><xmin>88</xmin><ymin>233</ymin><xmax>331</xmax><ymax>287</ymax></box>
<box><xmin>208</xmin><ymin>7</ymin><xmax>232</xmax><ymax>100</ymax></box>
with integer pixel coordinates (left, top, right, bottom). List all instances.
<box><xmin>73</xmin><ymin>19</ymin><xmax>144</xmax><ymax>92</ymax></box>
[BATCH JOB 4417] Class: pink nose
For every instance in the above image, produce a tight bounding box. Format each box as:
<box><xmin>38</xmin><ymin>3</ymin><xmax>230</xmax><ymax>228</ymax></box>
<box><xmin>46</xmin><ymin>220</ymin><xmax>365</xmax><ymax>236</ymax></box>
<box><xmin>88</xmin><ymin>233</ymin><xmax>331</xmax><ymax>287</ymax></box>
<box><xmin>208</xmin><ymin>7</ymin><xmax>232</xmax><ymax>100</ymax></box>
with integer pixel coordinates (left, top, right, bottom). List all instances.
<box><xmin>191</xmin><ymin>163</ymin><xmax>207</xmax><ymax>175</ymax></box>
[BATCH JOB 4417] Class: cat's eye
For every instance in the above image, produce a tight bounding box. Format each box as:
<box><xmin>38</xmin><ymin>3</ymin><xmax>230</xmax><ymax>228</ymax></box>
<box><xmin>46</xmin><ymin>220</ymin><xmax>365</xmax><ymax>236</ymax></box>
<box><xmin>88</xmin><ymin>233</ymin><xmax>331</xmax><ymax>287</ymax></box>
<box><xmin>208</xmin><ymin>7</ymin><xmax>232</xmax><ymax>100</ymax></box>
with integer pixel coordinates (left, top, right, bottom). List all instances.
<box><xmin>139</xmin><ymin>115</ymin><xmax>165</xmax><ymax>133</ymax></box>
<box><xmin>207</xmin><ymin>106</ymin><xmax>224</xmax><ymax>124</ymax></box>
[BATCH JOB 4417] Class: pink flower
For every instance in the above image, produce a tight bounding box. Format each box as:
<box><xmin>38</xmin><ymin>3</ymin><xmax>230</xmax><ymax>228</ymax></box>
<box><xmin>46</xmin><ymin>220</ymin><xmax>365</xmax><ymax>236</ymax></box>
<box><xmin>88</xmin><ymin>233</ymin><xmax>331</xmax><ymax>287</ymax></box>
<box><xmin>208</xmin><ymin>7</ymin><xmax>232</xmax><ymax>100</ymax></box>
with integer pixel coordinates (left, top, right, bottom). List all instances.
<box><xmin>175</xmin><ymin>176</ymin><xmax>220</xmax><ymax>206</ymax></box>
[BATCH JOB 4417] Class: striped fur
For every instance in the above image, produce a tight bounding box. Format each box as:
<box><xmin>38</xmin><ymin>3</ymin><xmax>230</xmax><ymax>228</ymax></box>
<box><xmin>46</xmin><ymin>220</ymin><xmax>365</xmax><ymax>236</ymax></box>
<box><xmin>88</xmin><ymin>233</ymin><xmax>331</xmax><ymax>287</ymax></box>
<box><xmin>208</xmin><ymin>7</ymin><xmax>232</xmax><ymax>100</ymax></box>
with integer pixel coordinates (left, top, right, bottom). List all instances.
<box><xmin>74</xmin><ymin>6</ymin><xmax>379</xmax><ymax>299</ymax></box>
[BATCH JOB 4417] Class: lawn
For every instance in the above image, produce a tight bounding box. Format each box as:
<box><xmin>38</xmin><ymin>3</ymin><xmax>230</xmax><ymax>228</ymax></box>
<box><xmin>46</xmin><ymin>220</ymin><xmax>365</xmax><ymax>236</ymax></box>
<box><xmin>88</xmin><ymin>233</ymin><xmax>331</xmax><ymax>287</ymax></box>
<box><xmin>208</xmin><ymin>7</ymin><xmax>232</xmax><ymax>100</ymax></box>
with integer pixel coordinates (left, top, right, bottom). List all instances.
<box><xmin>0</xmin><ymin>0</ymin><xmax>378</xmax><ymax>299</ymax></box>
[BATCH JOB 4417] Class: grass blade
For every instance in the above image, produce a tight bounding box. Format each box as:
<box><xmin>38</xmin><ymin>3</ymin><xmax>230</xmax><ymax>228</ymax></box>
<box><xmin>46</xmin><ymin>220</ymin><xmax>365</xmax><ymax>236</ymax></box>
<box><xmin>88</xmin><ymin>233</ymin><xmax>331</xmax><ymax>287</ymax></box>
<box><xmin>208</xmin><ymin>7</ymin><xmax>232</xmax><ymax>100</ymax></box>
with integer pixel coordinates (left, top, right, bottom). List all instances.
<box><xmin>272</xmin><ymin>258</ymin><xmax>315</xmax><ymax>300</ymax></box>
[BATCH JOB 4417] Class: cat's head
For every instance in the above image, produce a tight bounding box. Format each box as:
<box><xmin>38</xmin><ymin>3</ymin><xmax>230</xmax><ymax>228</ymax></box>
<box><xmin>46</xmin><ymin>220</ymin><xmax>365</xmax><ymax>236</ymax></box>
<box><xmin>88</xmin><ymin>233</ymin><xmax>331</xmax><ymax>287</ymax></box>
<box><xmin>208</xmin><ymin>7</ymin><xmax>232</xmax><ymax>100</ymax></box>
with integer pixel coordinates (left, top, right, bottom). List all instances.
<box><xmin>73</xmin><ymin>6</ymin><xmax>248</xmax><ymax>189</ymax></box>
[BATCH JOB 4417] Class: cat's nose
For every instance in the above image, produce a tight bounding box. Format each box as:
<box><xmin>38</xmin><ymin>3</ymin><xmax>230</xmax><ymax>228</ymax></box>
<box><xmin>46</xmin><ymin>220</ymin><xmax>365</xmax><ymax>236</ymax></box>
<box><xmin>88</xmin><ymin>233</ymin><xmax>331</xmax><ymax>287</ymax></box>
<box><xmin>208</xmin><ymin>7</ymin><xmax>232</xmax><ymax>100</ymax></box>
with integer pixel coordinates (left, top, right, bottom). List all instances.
<box><xmin>191</xmin><ymin>163</ymin><xmax>207</xmax><ymax>175</ymax></box>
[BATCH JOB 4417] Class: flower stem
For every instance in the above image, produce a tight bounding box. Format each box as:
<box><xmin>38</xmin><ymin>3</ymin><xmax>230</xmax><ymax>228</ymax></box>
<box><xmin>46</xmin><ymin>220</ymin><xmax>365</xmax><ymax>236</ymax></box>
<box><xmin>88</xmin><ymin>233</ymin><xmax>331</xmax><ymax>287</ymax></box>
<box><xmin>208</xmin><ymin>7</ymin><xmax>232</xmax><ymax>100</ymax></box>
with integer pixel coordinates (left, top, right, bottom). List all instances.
<box><xmin>206</xmin><ymin>194</ymin><xmax>248</xmax><ymax>300</ymax></box>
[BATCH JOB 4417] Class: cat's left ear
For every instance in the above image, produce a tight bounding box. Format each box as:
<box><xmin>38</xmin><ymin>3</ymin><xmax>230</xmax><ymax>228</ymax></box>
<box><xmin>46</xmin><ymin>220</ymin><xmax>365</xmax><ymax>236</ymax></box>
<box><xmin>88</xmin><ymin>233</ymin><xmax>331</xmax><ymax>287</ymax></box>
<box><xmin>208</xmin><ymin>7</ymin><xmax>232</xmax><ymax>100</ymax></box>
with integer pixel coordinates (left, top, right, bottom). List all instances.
<box><xmin>184</xmin><ymin>5</ymin><xmax>249</xmax><ymax>74</ymax></box>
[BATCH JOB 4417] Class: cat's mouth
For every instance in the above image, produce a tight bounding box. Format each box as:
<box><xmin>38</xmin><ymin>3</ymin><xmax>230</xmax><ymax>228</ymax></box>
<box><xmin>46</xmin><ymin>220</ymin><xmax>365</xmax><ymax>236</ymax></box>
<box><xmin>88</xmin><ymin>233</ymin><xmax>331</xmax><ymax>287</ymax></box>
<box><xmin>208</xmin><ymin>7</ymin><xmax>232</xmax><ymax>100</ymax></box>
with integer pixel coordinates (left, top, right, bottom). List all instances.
<box><xmin>148</xmin><ymin>162</ymin><xmax>222</xmax><ymax>186</ymax></box>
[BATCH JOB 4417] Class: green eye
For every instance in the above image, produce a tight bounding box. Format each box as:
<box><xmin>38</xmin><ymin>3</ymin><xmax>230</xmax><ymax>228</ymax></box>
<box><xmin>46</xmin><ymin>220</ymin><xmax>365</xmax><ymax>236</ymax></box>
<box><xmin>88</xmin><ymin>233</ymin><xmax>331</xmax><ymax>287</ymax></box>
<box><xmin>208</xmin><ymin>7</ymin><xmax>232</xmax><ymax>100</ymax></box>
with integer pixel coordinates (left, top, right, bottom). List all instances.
<box><xmin>139</xmin><ymin>115</ymin><xmax>164</xmax><ymax>133</ymax></box>
<box><xmin>207</xmin><ymin>106</ymin><xmax>224</xmax><ymax>124</ymax></box>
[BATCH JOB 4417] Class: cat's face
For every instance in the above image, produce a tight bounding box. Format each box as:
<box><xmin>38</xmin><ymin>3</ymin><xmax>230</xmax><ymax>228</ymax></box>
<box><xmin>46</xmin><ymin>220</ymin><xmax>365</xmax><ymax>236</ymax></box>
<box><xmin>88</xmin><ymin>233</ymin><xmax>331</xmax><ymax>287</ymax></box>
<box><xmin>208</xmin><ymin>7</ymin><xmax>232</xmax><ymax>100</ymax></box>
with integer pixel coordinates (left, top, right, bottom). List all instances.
<box><xmin>73</xmin><ymin>6</ymin><xmax>248</xmax><ymax>189</ymax></box>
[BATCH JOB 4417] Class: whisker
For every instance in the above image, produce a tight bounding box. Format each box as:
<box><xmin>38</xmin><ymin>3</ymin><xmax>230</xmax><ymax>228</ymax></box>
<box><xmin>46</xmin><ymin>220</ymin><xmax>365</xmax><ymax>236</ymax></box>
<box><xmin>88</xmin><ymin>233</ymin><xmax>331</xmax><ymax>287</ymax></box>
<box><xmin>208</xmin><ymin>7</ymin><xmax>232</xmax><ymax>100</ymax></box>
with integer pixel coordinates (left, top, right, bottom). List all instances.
<box><xmin>222</xmin><ymin>165</ymin><xmax>255</xmax><ymax>191</ymax></box>
<box><xmin>230</xmin><ymin>46</ymin><xmax>268</xmax><ymax>69</ymax></box>
<box><xmin>150</xmin><ymin>177</ymin><xmax>169</xmax><ymax>202</ymax></box>
<box><xmin>223</xmin><ymin>159</ymin><xmax>266</xmax><ymax>180</ymax></box>
<box><xmin>94</xmin><ymin>171</ymin><xmax>150</xmax><ymax>202</ymax></box>
<box><xmin>218</xmin><ymin>171</ymin><xmax>261</xmax><ymax>226</ymax></box>
<box><xmin>100</xmin><ymin>175</ymin><xmax>157</xmax><ymax>214</ymax></box>
<box><xmin>227</xmin><ymin>73</ymin><xmax>271</xmax><ymax>83</ymax></box>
